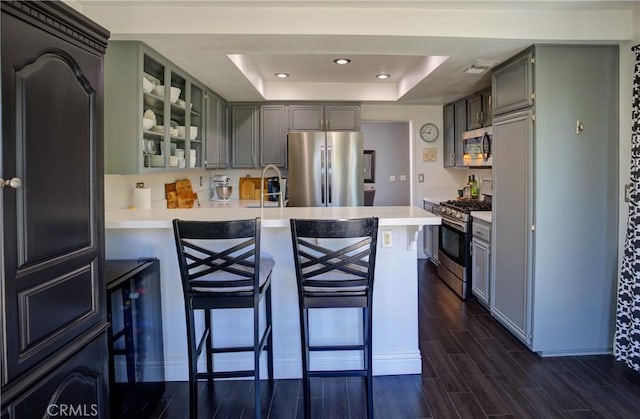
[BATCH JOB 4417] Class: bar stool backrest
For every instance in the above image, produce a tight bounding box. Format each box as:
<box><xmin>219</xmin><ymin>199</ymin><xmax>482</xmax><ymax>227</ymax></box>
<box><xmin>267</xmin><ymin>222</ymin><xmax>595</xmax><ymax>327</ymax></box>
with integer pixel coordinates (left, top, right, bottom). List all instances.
<box><xmin>173</xmin><ymin>218</ymin><xmax>262</xmax><ymax>296</ymax></box>
<box><xmin>290</xmin><ymin>217</ymin><xmax>379</xmax><ymax>307</ymax></box>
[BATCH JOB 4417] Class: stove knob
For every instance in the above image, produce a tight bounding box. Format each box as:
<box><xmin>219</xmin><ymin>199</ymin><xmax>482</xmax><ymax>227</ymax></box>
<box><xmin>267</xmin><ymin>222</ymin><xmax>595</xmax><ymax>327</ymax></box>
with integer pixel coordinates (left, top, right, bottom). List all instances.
<box><xmin>456</xmin><ymin>212</ymin><xmax>462</xmax><ymax>219</ymax></box>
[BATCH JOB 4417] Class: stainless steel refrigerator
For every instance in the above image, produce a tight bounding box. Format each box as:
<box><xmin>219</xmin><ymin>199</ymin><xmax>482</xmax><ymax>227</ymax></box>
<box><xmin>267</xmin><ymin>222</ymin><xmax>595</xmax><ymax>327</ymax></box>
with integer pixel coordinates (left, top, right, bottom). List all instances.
<box><xmin>287</xmin><ymin>131</ymin><xmax>364</xmax><ymax>207</ymax></box>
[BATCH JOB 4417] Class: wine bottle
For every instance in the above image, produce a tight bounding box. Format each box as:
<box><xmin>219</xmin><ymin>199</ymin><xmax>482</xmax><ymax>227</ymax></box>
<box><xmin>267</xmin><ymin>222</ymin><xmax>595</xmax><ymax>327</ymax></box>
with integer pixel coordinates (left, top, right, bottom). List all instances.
<box><xmin>470</xmin><ymin>175</ymin><xmax>479</xmax><ymax>199</ymax></box>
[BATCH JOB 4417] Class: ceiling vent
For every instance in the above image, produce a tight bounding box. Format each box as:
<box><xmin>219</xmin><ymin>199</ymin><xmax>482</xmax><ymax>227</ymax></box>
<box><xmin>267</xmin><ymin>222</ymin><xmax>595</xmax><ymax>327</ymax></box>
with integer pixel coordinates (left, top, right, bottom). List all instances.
<box><xmin>464</xmin><ymin>60</ymin><xmax>501</xmax><ymax>74</ymax></box>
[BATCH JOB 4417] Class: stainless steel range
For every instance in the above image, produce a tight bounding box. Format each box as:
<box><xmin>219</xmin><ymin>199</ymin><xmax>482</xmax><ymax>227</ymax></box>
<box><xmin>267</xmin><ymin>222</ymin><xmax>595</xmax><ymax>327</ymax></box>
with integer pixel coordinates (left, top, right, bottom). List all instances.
<box><xmin>437</xmin><ymin>199</ymin><xmax>491</xmax><ymax>299</ymax></box>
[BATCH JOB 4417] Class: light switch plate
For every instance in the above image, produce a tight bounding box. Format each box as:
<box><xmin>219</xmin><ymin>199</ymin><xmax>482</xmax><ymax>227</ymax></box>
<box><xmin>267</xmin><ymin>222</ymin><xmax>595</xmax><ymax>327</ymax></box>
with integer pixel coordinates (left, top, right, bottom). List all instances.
<box><xmin>418</xmin><ymin>173</ymin><xmax>424</xmax><ymax>183</ymax></box>
<box><xmin>382</xmin><ymin>230</ymin><xmax>392</xmax><ymax>248</ymax></box>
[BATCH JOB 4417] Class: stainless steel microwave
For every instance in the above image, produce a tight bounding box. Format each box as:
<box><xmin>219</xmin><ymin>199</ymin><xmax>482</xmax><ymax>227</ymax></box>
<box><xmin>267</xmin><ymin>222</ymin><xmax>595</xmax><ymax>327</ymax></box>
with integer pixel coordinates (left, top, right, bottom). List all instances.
<box><xmin>462</xmin><ymin>126</ymin><xmax>492</xmax><ymax>167</ymax></box>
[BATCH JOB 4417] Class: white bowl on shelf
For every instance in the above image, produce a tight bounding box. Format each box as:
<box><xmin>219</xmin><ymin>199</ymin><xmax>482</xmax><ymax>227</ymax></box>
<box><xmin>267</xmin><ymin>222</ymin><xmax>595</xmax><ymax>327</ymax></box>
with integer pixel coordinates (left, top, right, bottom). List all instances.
<box><xmin>142</xmin><ymin>76</ymin><xmax>155</xmax><ymax>94</ymax></box>
<box><xmin>142</xmin><ymin>118</ymin><xmax>154</xmax><ymax>130</ymax></box>
<box><xmin>151</xmin><ymin>125</ymin><xmax>164</xmax><ymax>133</ymax></box>
<box><xmin>151</xmin><ymin>85</ymin><xmax>164</xmax><ymax>97</ymax></box>
<box><xmin>189</xmin><ymin>126</ymin><xmax>198</xmax><ymax>140</ymax></box>
<box><xmin>175</xmin><ymin>99</ymin><xmax>186</xmax><ymax>109</ymax></box>
<box><xmin>176</xmin><ymin>126</ymin><xmax>186</xmax><ymax>138</ymax></box>
<box><xmin>169</xmin><ymin>156</ymin><xmax>179</xmax><ymax>167</ymax></box>
<box><xmin>169</xmin><ymin>87</ymin><xmax>181</xmax><ymax>103</ymax></box>
<box><xmin>170</xmin><ymin>127</ymin><xmax>179</xmax><ymax>137</ymax></box>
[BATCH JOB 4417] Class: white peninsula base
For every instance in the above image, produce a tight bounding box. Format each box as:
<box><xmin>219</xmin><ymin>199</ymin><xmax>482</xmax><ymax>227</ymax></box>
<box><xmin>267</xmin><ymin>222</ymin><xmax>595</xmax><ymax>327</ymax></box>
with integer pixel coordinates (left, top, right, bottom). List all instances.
<box><xmin>105</xmin><ymin>206</ymin><xmax>440</xmax><ymax>381</ymax></box>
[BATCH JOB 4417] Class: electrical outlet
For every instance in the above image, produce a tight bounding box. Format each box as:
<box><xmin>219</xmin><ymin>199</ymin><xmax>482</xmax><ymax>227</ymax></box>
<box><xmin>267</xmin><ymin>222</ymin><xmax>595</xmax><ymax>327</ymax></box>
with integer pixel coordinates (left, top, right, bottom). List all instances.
<box><xmin>418</xmin><ymin>173</ymin><xmax>424</xmax><ymax>183</ymax></box>
<box><xmin>382</xmin><ymin>230</ymin><xmax>392</xmax><ymax>248</ymax></box>
<box><xmin>389</xmin><ymin>175</ymin><xmax>396</xmax><ymax>182</ymax></box>
<box><xmin>400</xmin><ymin>175</ymin><xmax>407</xmax><ymax>181</ymax></box>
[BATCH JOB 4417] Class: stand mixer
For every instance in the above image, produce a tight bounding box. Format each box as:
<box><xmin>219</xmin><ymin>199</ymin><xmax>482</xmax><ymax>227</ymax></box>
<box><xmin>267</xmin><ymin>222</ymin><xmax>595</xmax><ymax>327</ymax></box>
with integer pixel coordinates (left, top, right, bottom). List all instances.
<box><xmin>211</xmin><ymin>174</ymin><xmax>232</xmax><ymax>201</ymax></box>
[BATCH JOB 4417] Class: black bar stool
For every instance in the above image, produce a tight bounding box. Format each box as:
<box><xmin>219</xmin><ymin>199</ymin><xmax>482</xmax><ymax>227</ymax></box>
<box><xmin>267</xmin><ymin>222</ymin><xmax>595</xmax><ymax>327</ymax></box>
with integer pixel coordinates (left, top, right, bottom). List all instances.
<box><xmin>173</xmin><ymin>218</ymin><xmax>274</xmax><ymax>419</ymax></box>
<box><xmin>289</xmin><ymin>217</ymin><xmax>379</xmax><ymax>419</ymax></box>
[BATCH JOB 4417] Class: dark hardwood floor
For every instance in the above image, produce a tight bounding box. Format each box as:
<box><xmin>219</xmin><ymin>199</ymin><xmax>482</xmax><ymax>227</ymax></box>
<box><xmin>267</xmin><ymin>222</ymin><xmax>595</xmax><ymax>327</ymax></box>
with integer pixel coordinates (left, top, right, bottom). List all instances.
<box><xmin>145</xmin><ymin>260</ymin><xmax>640</xmax><ymax>418</ymax></box>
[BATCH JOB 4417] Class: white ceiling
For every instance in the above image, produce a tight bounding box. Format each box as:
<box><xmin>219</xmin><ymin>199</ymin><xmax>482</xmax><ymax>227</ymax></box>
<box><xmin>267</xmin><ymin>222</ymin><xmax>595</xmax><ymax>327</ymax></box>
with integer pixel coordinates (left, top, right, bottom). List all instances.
<box><xmin>73</xmin><ymin>0</ymin><xmax>638</xmax><ymax>104</ymax></box>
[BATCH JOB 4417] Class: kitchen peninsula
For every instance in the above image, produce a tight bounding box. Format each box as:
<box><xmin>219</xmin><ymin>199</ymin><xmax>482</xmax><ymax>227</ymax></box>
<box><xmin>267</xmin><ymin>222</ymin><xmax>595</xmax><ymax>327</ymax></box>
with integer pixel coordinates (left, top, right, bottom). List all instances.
<box><xmin>105</xmin><ymin>205</ymin><xmax>439</xmax><ymax>381</ymax></box>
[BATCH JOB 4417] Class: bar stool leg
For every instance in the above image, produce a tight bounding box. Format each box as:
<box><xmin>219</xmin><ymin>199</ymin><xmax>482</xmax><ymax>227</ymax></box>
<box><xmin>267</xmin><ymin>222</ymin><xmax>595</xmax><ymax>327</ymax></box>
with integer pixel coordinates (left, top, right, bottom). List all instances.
<box><xmin>301</xmin><ymin>308</ymin><xmax>311</xmax><ymax>419</ymax></box>
<box><xmin>266</xmin><ymin>285</ymin><xmax>274</xmax><ymax>384</ymax></box>
<box><xmin>254</xmin><ymin>300</ymin><xmax>261</xmax><ymax>419</ymax></box>
<box><xmin>365</xmin><ymin>306</ymin><xmax>374</xmax><ymax>419</ymax></box>
<box><xmin>205</xmin><ymin>309</ymin><xmax>213</xmax><ymax>382</ymax></box>
<box><xmin>185</xmin><ymin>307</ymin><xmax>198</xmax><ymax>419</ymax></box>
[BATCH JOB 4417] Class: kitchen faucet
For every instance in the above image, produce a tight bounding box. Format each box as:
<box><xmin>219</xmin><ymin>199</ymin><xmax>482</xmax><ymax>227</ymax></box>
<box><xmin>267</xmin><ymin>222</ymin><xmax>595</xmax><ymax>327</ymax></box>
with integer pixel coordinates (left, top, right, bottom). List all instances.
<box><xmin>260</xmin><ymin>164</ymin><xmax>284</xmax><ymax>208</ymax></box>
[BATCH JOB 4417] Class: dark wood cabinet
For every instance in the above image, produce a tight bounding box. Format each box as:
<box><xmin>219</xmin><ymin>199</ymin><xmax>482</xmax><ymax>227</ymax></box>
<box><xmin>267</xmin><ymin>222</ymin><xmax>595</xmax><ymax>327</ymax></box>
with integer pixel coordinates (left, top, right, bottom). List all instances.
<box><xmin>1</xmin><ymin>0</ymin><xmax>110</xmax><ymax>414</ymax></box>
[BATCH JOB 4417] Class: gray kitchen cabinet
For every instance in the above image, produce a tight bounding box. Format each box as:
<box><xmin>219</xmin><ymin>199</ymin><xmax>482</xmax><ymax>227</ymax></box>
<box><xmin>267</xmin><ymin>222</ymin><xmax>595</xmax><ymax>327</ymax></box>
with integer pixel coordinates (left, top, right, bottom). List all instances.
<box><xmin>471</xmin><ymin>217</ymin><xmax>491</xmax><ymax>307</ymax></box>
<box><xmin>492</xmin><ymin>51</ymin><xmax>534</xmax><ymax>116</ymax></box>
<box><xmin>443</xmin><ymin>103</ymin><xmax>455</xmax><ymax>168</ymax></box>
<box><xmin>482</xmin><ymin>87</ymin><xmax>493</xmax><ymax>127</ymax></box>
<box><xmin>324</xmin><ymin>105</ymin><xmax>361</xmax><ymax>130</ymax></box>
<box><xmin>422</xmin><ymin>201</ymin><xmax>440</xmax><ymax>264</ymax></box>
<box><xmin>289</xmin><ymin>104</ymin><xmax>360</xmax><ymax>131</ymax></box>
<box><xmin>231</xmin><ymin>104</ymin><xmax>260</xmax><ymax>168</ymax></box>
<box><xmin>205</xmin><ymin>92</ymin><xmax>229</xmax><ymax>169</ymax></box>
<box><xmin>453</xmin><ymin>99</ymin><xmax>467</xmax><ymax>166</ymax></box>
<box><xmin>104</xmin><ymin>41</ymin><xmax>205</xmax><ymax>173</ymax></box>
<box><xmin>260</xmin><ymin>104</ymin><xmax>288</xmax><ymax>167</ymax></box>
<box><xmin>491</xmin><ymin>45</ymin><xmax>618</xmax><ymax>354</ymax></box>
<box><xmin>467</xmin><ymin>88</ymin><xmax>493</xmax><ymax>129</ymax></box>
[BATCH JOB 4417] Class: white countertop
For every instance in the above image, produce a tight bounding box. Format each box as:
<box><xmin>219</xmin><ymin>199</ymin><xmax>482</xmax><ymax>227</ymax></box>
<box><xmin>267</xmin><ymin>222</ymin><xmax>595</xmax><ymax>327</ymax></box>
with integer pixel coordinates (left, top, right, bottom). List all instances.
<box><xmin>106</xmin><ymin>205</ymin><xmax>441</xmax><ymax>229</ymax></box>
<box><xmin>472</xmin><ymin>211</ymin><xmax>492</xmax><ymax>223</ymax></box>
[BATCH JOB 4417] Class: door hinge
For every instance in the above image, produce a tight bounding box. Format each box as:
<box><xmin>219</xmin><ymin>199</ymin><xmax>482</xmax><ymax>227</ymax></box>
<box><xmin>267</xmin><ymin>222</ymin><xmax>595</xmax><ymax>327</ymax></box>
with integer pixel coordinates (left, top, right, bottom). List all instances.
<box><xmin>531</xmin><ymin>113</ymin><xmax>536</xmax><ymax>122</ymax></box>
<box><xmin>531</xmin><ymin>57</ymin><xmax>535</xmax><ymax>65</ymax></box>
<box><xmin>531</xmin><ymin>224</ymin><xmax>535</xmax><ymax>231</ymax></box>
<box><xmin>530</xmin><ymin>92</ymin><xmax>535</xmax><ymax>101</ymax></box>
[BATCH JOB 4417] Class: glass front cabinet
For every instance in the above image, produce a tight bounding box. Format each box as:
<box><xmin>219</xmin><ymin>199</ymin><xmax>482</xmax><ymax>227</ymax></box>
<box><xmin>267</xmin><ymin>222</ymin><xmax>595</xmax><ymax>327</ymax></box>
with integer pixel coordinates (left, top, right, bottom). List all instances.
<box><xmin>105</xmin><ymin>41</ymin><xmax>205</xmax><ymax>173</ymax></box>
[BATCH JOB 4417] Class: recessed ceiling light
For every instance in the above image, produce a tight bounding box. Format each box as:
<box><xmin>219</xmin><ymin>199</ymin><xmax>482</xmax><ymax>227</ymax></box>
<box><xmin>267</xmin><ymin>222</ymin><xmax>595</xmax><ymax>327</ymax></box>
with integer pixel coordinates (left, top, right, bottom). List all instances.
<box><xmin>333</xmin><ymin>58</ymin><xmax>351</xmax><ymax>65</ymax></box>
<box><xmin>376</xmin><ymin>73</ymin><xmax>391</xmax><ymax>80</ymax></box>
<box><xmin>274</xmin><ymin>72</ymin><xmax>290</xmax><ymax>78</ymax></box>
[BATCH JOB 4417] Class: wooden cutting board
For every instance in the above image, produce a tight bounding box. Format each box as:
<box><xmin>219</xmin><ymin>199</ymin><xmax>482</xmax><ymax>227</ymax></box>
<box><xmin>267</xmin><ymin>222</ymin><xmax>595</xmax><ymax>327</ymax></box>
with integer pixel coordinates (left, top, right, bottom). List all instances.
<box><xmin>175</xmin><ymin>179</ymin><xmax>197</xmax><ymax>208</ymax></box>
<box><xmin>239</xmin><ymin>175</ymin><xmax>267</xmax><ymax>200</ymax></box>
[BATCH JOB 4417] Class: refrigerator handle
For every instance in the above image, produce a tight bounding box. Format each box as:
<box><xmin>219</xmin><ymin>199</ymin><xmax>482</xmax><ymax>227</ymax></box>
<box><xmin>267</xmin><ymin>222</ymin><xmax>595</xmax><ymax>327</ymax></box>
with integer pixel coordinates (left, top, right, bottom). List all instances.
<box><xmin>320</xmin><ymin>145</ymin><xmax>325</xmax><ymax>204</ymax></box>
<box><xmin>327</xmin><ymin>145</ymin><xmax>332</xmax><ymax>204</ymax></box>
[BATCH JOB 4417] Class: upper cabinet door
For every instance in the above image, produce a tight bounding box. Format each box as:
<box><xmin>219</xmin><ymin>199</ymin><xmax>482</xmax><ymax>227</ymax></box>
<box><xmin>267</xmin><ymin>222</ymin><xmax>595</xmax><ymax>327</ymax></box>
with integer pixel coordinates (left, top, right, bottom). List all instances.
<box><xmin>325</xmin><ymin>105</ymin><xmax>360</xmax><ymax>131</ymax></box>
<box><xmin>260</xmin><ymin>105</ymin><xmax>287</xmax><ymax>167</ymax></box>
<box><xmin>453</xmin><ymin>99</ymin><xmax>467</xmax><ymax>166</ymax></box>
<box><xmin>289</xmin><ymin>105</ymin><xmax>324</xmax><ymax>131</ymax></box>
<box><xmin>231</xmin><ymin>105</ymin><xmax>259</xmax><ymax>168</ymax></box>
<box><xmin>466</xmin><ymin>94</ymin><xmax>484</xmax><ymax>130</ymax></box>
<box><xmin>492</xmin><ymin>51</ymin><xmax>534</xmax><ymax>115</ymax></box>
<box><xmin>443</xmin><ymin>104</ymin><xmax>455</xmax><ymax>168</ymax></box>
<box><xmin>2</xmin><ymin>8</ymin><xmax>105</xmax><ymax>382</ymax></box>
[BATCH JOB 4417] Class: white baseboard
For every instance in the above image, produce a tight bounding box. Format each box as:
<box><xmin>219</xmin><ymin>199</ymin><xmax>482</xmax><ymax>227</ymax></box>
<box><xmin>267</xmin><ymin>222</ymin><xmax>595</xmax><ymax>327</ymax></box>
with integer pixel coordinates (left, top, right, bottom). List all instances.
<box><xmin>162</xmin><ymin>351</ymin><xmax>422</xmax><ymax>381</ymax></box>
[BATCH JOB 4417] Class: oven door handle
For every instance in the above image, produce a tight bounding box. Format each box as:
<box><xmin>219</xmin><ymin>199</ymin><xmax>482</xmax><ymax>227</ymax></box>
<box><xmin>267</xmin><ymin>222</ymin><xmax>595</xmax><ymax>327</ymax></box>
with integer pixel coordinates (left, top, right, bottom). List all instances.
<box><xmin>441</xmin><ymin>217</ymin><xmax>466</xmax><ymax>232</ymax></box>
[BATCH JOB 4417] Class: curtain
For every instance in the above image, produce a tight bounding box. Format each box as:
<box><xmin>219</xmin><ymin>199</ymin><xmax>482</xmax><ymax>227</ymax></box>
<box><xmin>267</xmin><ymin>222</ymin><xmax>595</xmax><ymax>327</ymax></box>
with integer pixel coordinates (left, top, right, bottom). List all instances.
<box><xmin>615</xmin><ymin>44</ymin><xmax>640</xmax><ymax>371</ymax></box>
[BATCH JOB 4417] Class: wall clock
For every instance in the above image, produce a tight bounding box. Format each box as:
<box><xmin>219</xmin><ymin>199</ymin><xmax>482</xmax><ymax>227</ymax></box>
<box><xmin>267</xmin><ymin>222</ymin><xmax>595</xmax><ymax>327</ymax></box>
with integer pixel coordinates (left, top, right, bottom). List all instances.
<box><xmin>419</xmin><ymin>123</ymin><xmax>439</xmax><ymax>142</ymax></box>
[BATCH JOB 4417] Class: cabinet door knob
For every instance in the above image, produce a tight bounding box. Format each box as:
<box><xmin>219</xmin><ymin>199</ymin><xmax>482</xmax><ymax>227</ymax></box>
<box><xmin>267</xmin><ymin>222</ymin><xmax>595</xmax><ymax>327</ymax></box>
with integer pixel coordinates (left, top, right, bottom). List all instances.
<box><xmin>0</xmin><ymin>177</ymin><xmax>22</xmax><ymax>189</ymax></box>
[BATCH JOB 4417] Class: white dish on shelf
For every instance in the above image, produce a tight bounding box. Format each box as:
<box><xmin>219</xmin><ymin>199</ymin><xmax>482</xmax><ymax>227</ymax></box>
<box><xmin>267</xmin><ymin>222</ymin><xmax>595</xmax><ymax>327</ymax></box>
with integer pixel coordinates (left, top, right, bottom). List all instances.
<box><xmin>170</xmin><ymin>127</ymin><xmax>179</xmax><ymax>137</ymax></box>
<box><xmin>151</xmin><ymin>85</ymin><xmax>164</xmax><ymax>97</ymax></box>
<box><xmin>169</xmin><ymin>156</ymin><xmax>179</xmax><ymax>167</ymax></box>
<box><xmin>151</xmin><ymin>125</ymin><xmax>164</xmax><ymax>133</ymax></box>
<box><xmin>150</xmin><ymin>155</ymin><xmax>164</xmax><ymax>167</ymax></box>
<box><xmin>142</xmin><ymin>118</ymin><xmax>154</xmax><ymax>130</ymax></box>
<box><xmin>143</xmin><ymin>109</ymin><xmax>157</xmax><ymax>124</ymax></box>
<box><xmin>142</xmin><ymin>76</ymin><xmax>155</xmax><ymax>94</ymax></box>
<box><xmin>169</xmin><ymin>87</ymin><xmax>181</xmax><ymax>103</ymax></box>
<box><xmin>176</xmin><ymin>99</ymin><xmax>186</xmax><ymax>109</ymax></box>
<box><xmin>189</xmin><ymin>126</ymin><xmax>198</xmax><ymax>140</ymax></box>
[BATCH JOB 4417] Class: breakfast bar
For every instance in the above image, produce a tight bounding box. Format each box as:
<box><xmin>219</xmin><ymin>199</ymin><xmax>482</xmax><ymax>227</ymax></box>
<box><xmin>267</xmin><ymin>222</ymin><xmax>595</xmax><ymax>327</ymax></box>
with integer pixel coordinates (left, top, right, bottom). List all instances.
<box><xmin>105</xmin><ymin>205</ymin><xmax>440</xmax><ymax>381</ymax></box>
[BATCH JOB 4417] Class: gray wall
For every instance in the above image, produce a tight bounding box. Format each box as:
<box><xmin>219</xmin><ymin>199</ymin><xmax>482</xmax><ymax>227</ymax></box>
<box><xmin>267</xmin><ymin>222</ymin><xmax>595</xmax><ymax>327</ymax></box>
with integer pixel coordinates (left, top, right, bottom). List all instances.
<box><xmin>362</xmin><ymin>121</ymin><xmax>410</xmax><ymax>206</ymax></box>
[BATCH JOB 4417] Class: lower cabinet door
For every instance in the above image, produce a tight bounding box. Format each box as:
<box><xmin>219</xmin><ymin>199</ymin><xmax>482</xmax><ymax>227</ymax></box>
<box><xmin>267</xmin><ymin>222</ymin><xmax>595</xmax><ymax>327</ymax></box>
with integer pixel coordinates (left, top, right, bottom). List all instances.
<box><xmin>471</xmin><ymin>237</ymin><xmax>490</xmax><ymax>307</ymax></box>
<box><xmin>4</xmin><ymin>333</ymin><xmax>109</xmax><ymax>418</ymax></box>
